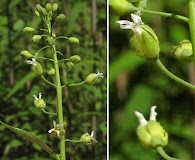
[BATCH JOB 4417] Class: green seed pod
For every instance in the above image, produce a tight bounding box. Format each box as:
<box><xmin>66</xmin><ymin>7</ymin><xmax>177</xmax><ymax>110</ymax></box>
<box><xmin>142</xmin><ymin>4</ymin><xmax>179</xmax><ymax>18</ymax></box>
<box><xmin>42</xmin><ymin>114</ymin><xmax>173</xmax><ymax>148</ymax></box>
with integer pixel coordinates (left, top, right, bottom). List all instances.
<box><xmin>34</xmin><ymin>97</ymin><xmax>46</xmax><ymax>109</ymax></box>
<box><xmin>109</xmin><ymin>0</ymin><xmax>137</xmax><ymax>16</ymax></box>
<box><xmin>46</xmin><ymin>37</ymin><xmax>55</xmax><ymax>46</ymax></box>
<box><xmin>35</xmin><ymin>10</ymin><xmax>41</xmax><ymax>17</ymax></box>
<box><xmin>20</xmin><ymin>50</ymin><xmax>34</xmax><ymax>59</ymax></box>
<box><xmin>130</xmin><ymin>24</ymin><xmax>160</xmax><ymax>59</ymax></box>
<box><xmin>68</xmin><ymin>37</ymin><xmax>79</xmax><ymax>44</ymax></box>
<box><xmin>65</xmin><ymin>61</ymin><xmax>74</xmax><ymax>69</ymax></box>
<box><xmin>48</xmin><ymin>68</ymin><xmax>55</xmax><ymax>76</ymax></box>
<box><xmin>80</xmin><ymin>133</ymin><xmax>92</xmax><ymax>145</ymax></box>
<box><xmin>32</xmin><ymin>35</ymin><xmax>42</xmax><ymax>43</ymax></box>
<box><xmin>69</xmin><ymin>55</ymin><xmax>81</xmax><ymax>63</ymax></box>
<box><xmin>86</xmin><ymin>73</ymin><xmax>98</xmax><ymax>84</ymax></box>
<box><xmin>45</xmin><ymin>3</ymin><xmax>52</xmax><ymax>12</ymax></box>
<box><xmin>52</xmin><ymin>3</ymin><xmax>58</xmax><ymax>12</ymax></box>
<box><xmin>56</xmin><ymin>14</ymin><xmax>66</xmax><ymax>23</ymax></box>
<box><xmin>23</xmin><ymin>27</ymin><xmax>35</xmax><ymax>33</ymax></box>
<box><xmin>137</xmin><ymin>120</ymin><xmax>168</xmax><ymax>148</ymax></box>
<box><xmin>31</xmin><ymin>62</ymin><xmax>43</xmax><ymax>75</ymax></box>
<box><xmin>173</xmin><ymin>40</ymin><xmax>193</xmax><ymax>62</ymax></box>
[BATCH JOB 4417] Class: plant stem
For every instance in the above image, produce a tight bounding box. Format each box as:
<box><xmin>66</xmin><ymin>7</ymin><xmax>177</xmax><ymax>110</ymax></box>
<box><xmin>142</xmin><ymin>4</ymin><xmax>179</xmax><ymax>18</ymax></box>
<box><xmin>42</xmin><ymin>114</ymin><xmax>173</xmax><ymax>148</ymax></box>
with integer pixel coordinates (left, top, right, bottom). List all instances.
<box><xmin>156</xmin><ymin>146</ymin><xmax>181</xmax><ymax>160</ymax></box>
<box><xmin>188</xmin><ymin>0</ymin><xmax>195</xmax><ymax>68</ymax></box>
<box><xmin>52</xmin><ymin>44</ymin><xmax>66</xmax><ymax>160</ymax></box>
<box><xmin>138</xmin><ymin>9</ymin><xmax>188</xmax><ymax>22</ymax></box>
<box><xmin>41</xmin><ymin>75</ymin><xmax>57</xmax><ymax>88</ymax></box>
<box><xmin>155</xmin><ymin>58</ymin><xmax>195</xmax><ymax>90</ymax></box>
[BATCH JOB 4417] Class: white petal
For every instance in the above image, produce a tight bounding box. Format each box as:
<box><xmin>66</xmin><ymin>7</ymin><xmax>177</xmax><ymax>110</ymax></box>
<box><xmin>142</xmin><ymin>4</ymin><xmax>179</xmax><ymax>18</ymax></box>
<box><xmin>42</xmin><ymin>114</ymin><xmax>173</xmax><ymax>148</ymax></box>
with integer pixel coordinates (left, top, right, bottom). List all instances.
<box><xmin>150</xmin><ymin>106</ymin><xmax>157</xmax><ymax>121</ymax></box>
<box><xmin>131</xmin><ymin>13</ymin><xmax>142</xmax><ymax>25</ymax></box>
<box><xmin>48</xmin><ymin>128</ymin><xmax>55</xmax><ymax>133</ymax></box>
<box><xmin>134</xmin><ymin>111</ymin><xmax>147</xmax><ymax>126</ymax></box>
<box><xmin>96</xmin><ymin>71</ymin><xmax>104</xmax><ymax>78</ymax></box>
<box><xmin>39</xmin><ymin>93</ymin><xmax>42</xmax><ymax>98</ymax></box>
<box><xmin>90</xmin><ymin>131</ymin><xmax>94</xmax><ymax>137</ymax></box>
<box><xmin>33</xmin><ymin>95</ymin><xmax>38</xmax><ymax>100</ymax></box>
<box><xmin>116</xmin><ymin>20</ymin><xmax>134</xmax><ymax>30</ymax></box>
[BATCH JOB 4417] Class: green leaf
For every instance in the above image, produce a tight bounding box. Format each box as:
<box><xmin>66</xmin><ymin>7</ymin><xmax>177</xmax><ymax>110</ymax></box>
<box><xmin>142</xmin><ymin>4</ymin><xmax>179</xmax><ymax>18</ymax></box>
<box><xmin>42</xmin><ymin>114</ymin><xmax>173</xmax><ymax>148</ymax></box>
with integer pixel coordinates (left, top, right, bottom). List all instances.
<box><xmin>0</xmin><ymin>121</ymin><xmax>55</xmax><ymax>157</ymax></box>
<box><xmin>5</xmin><ymin>72</ymin><xmax>36</xmax><ymax>100</ymax></box>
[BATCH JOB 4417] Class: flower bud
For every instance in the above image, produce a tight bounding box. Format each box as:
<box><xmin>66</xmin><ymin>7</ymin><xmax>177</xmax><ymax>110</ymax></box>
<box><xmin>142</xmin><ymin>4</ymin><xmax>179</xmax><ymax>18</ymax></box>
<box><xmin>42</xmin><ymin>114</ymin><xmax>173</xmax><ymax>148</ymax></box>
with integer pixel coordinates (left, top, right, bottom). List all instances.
<box><xmin>56</xmin><ymin>14</ymin><xmax>66</xmax><ymax>23</ymax></box>
<box><xmin>109</xmin><ymin>0</ymin><xmax>137</xmax><ymax>16</ymax></box>
<box><xmin>31</xmin><ymin>62</ymin><xmax>43</xmax><ymax>75</ymax></box>
<box><xmin>52</xmin><ymin>3</ymin><xmax>58</xmax><ymax>12</ymax></box>
<box><xmin>32</xmin><ymin>35</ymin><xmax>42</xmax><ymax>43</ymax></box>
<box><xmin>86</xmin><ymin>73</ymin><xmax>98</xmax><ymax>84</ymax></box>
<box><xmin>20</xmin><ymin>50</ymin><xmax>34</xmax><ymax>59</ymax></box>
<box><xmin>35</xmin><ymin>10</ymin><xmax>41</xmax><ymax>17</ymax></box>
<box><xmin>65</xmin><ymin>61</ymin><xmax>74</xmax><ymax>69</ymax></box>
<box><xmin>69</xmin><ymin>55</ymin><xmax>81</xmax><ymax>63</ymax></box>
<box><xmin>45</xmin><ymin>3</ymin><xmax>52</xmax><ymax>12</ymax></box>
<box><xmin>68</xmin><ymin>37</ymin><xmax>79</xmax><ymax>44</ymax></box>
<box><xmin>23</xmin><ymin>27</ymin><xmax>35</xmax><ymax>33</ymax></box>
<box><xmin>48</xmin><ymin>68</ymin><xmax>55</xmax><ymax>76</ymax></box>
<box><xmin>52</xmin><ymin>33</ymin><xmax>56</xmax><ymax>38</ymax></box>
<box><xmin>130</xmin><ymin>24</ymin><xmax>160</xmax><ymax>59</ymax></box>
<box><xmin>173</xmin><ymin>40</ymin><xmax>193</xmax><ymax>62</ymax></box>
<box><xmin>137</xmin><ymin>120</ymin><xmax>168</xmax><ymax>148</ymax></box>
<box><xmin>46</xmin><ymin>37</ymin><xmax>55</xmax><ymax>46</ymax></box>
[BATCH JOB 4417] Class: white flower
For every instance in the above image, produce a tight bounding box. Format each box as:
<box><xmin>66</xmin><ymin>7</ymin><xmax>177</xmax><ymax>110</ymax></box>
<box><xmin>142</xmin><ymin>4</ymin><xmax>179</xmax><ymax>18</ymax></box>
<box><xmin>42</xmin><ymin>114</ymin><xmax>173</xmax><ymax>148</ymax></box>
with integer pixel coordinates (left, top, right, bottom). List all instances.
<box><xmin>48</xmin><ymin>120</ymin><xmax>60</xmax><ymax>137</ymax></box>
<box><xmin>96</xmin><ymin>70</ymin><xmax>104</xmax><ymax>78</ymax></box>
<box><xmin>134</xmin><ymin>106</ymin><xmax>157</xmax><ymax>126</ymax></box>
<box><xmin>27</xmin><ymin>58</ymin><xmax>37</xmax><ymax>66</ymax></box>
<box><xmin>33</xmin><ymin>92</ymin><xmax>42</xmax><ymax>100</ymax></box>
<box><xmin>90</xmin><ymin>131</ymin><xmax>98</xmax><ymax>143</ymax></box>
<box><xmin>80</xmin><ymin>130</ymin><xmax>98</xmax><ymax>144</ymax></box>
<box><xmin>116</xmin><ymin>13</ymin><xmax>143</xmax><ymax>35</ymax></box>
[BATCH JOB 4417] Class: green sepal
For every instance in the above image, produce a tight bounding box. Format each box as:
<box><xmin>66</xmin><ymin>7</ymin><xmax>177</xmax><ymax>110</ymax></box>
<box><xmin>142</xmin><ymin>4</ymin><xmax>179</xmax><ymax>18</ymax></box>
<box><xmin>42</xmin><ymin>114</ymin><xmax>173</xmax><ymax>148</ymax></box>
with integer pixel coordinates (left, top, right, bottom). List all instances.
<box><xmin>0</xmin><ymin>121</ymin><xmax>56</xmax><ymax>157</ymax></box>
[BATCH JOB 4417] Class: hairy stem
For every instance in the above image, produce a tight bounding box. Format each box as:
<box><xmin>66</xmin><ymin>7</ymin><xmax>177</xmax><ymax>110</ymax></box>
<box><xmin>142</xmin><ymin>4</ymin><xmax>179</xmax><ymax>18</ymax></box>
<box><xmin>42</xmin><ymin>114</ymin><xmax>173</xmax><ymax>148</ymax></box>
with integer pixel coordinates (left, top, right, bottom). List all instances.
<box><xmin>156</xmin><ymin>146</ymin><xmax>181</xmax><ymax>160</ymax></box>
<box><xmin>155</xmin><ymin>58</ymin><xmax>195</xmax><ymax>90</ymax></box>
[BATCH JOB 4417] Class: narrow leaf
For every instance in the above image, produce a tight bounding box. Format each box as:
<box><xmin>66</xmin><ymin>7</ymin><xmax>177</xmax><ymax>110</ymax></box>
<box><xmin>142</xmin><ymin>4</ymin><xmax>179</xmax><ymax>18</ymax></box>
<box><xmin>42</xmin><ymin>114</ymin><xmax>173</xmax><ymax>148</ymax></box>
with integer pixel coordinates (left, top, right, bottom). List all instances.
<box><xmin>0</xmin><ymin>121</ymin><xmax>55</xmax><ymax>156</ymax></box>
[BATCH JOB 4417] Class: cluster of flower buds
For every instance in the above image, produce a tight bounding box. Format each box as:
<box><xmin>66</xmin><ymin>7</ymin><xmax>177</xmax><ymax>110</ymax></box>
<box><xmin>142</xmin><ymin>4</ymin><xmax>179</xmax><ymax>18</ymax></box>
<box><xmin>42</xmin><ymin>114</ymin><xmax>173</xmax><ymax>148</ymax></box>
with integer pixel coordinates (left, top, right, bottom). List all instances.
<box><xmin>65</xmin><ymin>55</ymin><xmax>81</xmax><ymax>69</ymax></box>
<box><xmin>173</xmin><ymin>40</ymin><xmax>193</xmax><ymax>62</ymax></box>
<box><xmin>35</xmin><ymin>3</ymin><xmax>58</xmax><ymax>17</ymax></box>
<box><xmin>48</xmin><ymin>120</ymin><xmax>68</xmax><ymax>138</ymax></box>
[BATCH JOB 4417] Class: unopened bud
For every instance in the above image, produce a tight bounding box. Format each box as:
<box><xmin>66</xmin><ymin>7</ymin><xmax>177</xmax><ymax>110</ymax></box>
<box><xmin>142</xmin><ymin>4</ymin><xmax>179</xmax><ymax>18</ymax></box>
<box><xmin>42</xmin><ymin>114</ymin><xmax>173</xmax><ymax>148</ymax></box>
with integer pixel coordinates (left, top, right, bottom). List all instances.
<box><xmin>80</xmin><ymin>133</ymin><xmax>93</xmax><ymax>145</ymax></box>
<box><xmin>23</xmin><ymin>27</ymin><xmax>35</xmax><ymax>33</ymax></box>
<box><xmin>65</xmin><ymin>61</ymin><xmax>74</xmax><ymax>69</ymax></box>
<box><xmin>173</xmin><ymin>40</ymin><xmax>193</xmax><ymax>62</ymax></box>
<box><xmin>32</xmin><ymin>35</ymin><xmax>42</xmax><ymax>43</ymax></box>
<box><xmin>52</xmin><ymin>3</ymin><xmax>58</xmax><ymax>12</ymax></box>
<box><xmin>31</xmin><ymin>62</ymin><xmax>43</xmax><ymax>75</ymax></box>
<box><xmin>69</xmin><ymin>55</ymin><xmax>81</xmax><ymax>63</ymax></box>
<box><xmin>48</xmin><ymin>68</ymin><xmax>55</xmax><ymax>76</ymax></box>
<box><xmin>35</xmin><ymin>10</ymin><xmax>41</xmax><ymax>17</ymax></box>
<box><xmin>56</xmin><ymin>14</ymin><xmax>66</xmax><ymax>23</ymax></box>
<box><xmin>20</xmin><ymin>50</ymin><xmax>34</xmax><ymax>59</ymax></box>
<box><xmin>46</xmin><ymin>37</ymin><xmax>55</xmax><ymax>45</ymax></box>
<box><xmin>68</xmin><ymin>37</ymin><xmax>79</xmax><ymax>44</ymax></box>
<box><xmin>45</xmin><ymin>3</ymin><xmax>52</xmax><ymax>12</ymax></box>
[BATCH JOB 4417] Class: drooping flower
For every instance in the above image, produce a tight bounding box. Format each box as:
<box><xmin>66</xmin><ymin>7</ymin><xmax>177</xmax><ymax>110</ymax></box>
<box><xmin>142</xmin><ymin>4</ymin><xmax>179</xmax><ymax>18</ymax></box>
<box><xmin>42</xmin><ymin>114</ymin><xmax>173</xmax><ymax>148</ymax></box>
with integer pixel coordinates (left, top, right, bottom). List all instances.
<box><xmin>33</xmin><ymin>93</ymin><xmax>46</xmax><ymax>109</ymax></box>
<box><xmin>27</xmin><ymin>58</ymin><xmax>43</xmax><ymax>75</ymax></box>
<box><xmin>116</xmin><ymin>13</ymin><xmax>160</xmax><ymax>59</ymax></box>
<box><xmin>80</xmin><ymin>131</ymin><xmax>98</xmax><ymax>145</ymax></box>
<box><xmin>134</xmin><ymin>106</ymin><xmax>168</xmax><ymax>149</ymax></box>
<box><xmin>86</xmin><ymin>71</ymin><xmax>104</xmax><ymax>84</ymax></box>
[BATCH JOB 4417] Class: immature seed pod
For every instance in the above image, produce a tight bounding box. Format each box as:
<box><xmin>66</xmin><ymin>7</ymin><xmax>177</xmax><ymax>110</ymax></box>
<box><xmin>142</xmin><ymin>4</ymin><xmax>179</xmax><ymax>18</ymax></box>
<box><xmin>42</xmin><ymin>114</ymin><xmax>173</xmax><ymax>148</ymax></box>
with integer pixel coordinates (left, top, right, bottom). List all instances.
<box><xmin>109</xmin><ymin>0</ymin><xmax>137</xmax><ymax>16</ymax></box>
<box><xmin>47</xmin><ymin>37</ymin><xmax>55</xmax><ymax>45</ymax></box>
<box><xmin>173</xmin><ymin>40</ymin><xmax>193</xmax><ymax>62</ymax></box>
<box><xmin>20</xmin><ymin>50</ymin><xmax>34</xmax><ymax>59</ymax></box>
<box><xmin>32</xmin><ymin>35</ymin><xmax>42</xmax><ymax>43</ymax></box>
<box><xmin>68</xmin><ymin>37</ymin><xmax>79</xmax><ymax>44</ymax></box>
<box><xmin>23</xmin><ymin>27</ymin><xmax>35</xmax><ymax>33</ymax></box>
<box><xmin>69</xmin><ymin>55</ymin><xmax>81</xmax><ymax>63</ymax></box>
<box><xmin>52</xmin><ymin>3</ymin><xmax>58</xmax><ymax>12</ymax></box>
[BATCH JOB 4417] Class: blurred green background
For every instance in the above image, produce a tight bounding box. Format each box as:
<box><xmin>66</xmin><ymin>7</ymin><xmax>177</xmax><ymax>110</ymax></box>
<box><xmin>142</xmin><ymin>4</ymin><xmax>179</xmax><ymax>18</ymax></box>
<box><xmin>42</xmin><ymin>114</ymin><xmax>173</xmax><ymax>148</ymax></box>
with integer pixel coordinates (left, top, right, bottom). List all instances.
<box><xmin>0</xmin><ymin>0</ymin><xmax>106</xmax><ymax>160</ymax></box>
<box><xmin>109</xmin><ymin>0</ymin><xmax>194</xmax><ymax>160</ymax></box>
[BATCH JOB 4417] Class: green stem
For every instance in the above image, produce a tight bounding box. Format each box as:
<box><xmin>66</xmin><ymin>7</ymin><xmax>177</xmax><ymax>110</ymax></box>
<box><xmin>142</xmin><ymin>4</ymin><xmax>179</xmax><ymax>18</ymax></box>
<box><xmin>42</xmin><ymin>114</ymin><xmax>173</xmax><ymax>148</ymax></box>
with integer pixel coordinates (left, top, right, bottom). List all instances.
<box><xmin>52</xmin><ymin>44</ymin><xmax>66</xmax><ymax>160</ymax></box>
<box><xmin>156</xmin><ymin>146</ymin><xmax>181</xmax><ymax>160</ymax></box>
<box><xmin>66</xmin><ymin>80</ymin><xmax>86</xmax><ymax>87</ymax></box>
<box><xmin>41</xmin><ymin>75</ymin><xmax>56</xmax><ymax>88</ymax></box>
<box><xmin>64</xmin><ymin>139</ymin><xmax>83</xmax><ymax>143</ymax></box>
<box><xmin>138</xmin><ymin>9</ymin><xmax>188</xmax><ymax>22</ymax></box>
<box><xmin>41</xmin><ymin>108</ymin><xmax>57</xmax><ymax>116</ymax></box>
<box><xmin>155</xmin><ymin>58</ymin><xmax>195</xmax><ymax>90</ymax></box>
<box><xmin>188</xmin><ymin>0</ymin><xmax>195</xmax><ymax>68</ymax></box>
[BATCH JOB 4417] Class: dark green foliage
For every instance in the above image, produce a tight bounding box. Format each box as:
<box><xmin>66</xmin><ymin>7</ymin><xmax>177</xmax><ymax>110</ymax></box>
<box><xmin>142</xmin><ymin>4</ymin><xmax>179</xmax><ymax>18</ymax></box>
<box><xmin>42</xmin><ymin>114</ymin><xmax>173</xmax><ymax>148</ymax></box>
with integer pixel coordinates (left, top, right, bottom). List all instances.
<box><xmin>0</xmin><ymin>0</ymin><xmax>106</xmax><ymax>159</ymax></box>
<box><xmin>110</xmin><ymin>0</ymin><xmax>193</xmax><ymax>159</ymax></box>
